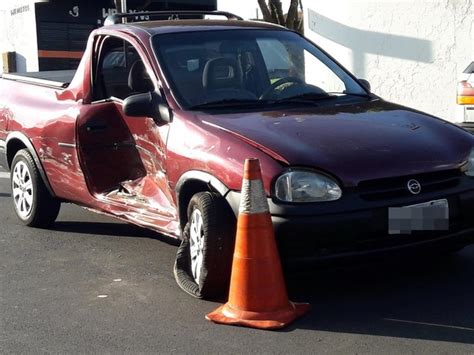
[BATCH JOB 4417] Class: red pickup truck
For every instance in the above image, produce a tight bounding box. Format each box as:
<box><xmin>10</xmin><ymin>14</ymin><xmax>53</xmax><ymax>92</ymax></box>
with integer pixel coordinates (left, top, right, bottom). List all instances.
<box><xmin>1</xmin><ymin>11</ymin><xmax>474</xmax><ymax>299</ymax></box>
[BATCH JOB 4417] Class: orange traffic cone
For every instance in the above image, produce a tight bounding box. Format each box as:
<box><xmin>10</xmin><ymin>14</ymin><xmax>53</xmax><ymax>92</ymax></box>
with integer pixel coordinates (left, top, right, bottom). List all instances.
<box><xmin>206</xmin><ymin>158</ymin><xmax>310</xmax><ymax>330</ymax></box>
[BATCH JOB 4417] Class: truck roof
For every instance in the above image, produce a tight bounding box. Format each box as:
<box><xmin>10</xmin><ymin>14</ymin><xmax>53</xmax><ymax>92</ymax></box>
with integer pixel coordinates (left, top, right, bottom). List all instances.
<box><xmin>109</xmin><ymin>19</ymin><xmax>286</xmax><ymax>36</ymax></box>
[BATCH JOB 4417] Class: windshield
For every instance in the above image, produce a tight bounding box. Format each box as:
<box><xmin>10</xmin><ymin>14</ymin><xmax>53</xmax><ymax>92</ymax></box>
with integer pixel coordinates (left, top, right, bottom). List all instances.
<box><xmin>152</xmin><ymin>29</ymin><xmax>367</xmax><ymax>109</ymax></box>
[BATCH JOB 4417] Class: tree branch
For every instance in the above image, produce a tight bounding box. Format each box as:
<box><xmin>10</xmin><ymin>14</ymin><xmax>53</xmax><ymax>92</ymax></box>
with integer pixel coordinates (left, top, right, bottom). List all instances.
<box><xmin>269</xmin><ymin>0</ymin><xmax>285</xmax><ymax>25</ymax></box>
<box><xmin>257</xmin><ymin>0</ymin><xmax>304</xmax><ymax>34</ymax></box>
<box><xmin>286</xmin><ymin>0</ymin><xmax>299</xmax><ymax>30</ymax></box>
<box><xmin>257</xmin><ymin>0</ymin><xmax>273</xmax><ymax>22</ymax></box>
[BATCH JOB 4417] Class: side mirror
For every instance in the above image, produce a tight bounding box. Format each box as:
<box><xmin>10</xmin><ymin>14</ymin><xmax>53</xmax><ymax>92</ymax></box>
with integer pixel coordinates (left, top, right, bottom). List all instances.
<box><xmin>123</xmin><ymin>92</ymin><xmax>172</xmax><ymax>125</ymax></box>
<box><xmin>358</xmin><ymin>79</ymin><xmax>371</xmax><ymax>92</ymax></box>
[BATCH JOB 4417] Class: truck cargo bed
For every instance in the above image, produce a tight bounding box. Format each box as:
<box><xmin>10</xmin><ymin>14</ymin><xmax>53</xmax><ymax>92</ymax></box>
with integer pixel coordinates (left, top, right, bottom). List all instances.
<box><xmin>1</xmin><ymin>70</ymin><xmax>75</xmax><ymax>89</ymax></box>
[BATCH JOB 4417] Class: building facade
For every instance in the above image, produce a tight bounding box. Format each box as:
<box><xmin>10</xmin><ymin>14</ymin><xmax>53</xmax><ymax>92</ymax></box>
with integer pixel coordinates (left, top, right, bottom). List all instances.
<box><xmin>2</xmin><ymin>0</ymin><xmax>472</xmax><ymax>123</ymax></box>
<box><xmin>303</xmin><ymin>0</ymin><xmax>473</xmax><ymax>123</ymax></box>
<box><xmin>0</xmin><ymin>0</ymin><xmax>217</xmax><ymax>72</ymax></box>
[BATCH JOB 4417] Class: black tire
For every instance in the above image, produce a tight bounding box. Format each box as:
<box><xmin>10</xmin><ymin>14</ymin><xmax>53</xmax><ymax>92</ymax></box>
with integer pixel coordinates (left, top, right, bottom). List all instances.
<box><xmin>10</xmin><ymin>149</ymin><xmax>60</xmax><ymax>227</ymax></box>
<box><xmin>174</xmin><ymin>191</ymin><xmax>236</xmax><ymax>300</ymax></box>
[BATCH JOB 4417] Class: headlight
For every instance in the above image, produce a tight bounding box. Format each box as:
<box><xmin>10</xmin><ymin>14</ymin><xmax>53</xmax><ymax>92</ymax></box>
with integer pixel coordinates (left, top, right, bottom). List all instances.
<box><xmin>274</xmin><ymin>170</ymin><xmax>342</xmax><ymax>203</ymax></box>
<box><xmin>465</xmin><ymin>148</ymin><xmax>474</xmax><ymax>176</ymax></box>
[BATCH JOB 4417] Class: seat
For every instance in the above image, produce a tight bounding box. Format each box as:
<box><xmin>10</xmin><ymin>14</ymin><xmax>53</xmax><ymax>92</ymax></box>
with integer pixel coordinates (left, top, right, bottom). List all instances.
<box><xmin>128</xmin><ymin>60</ymin><xmax>154</xmax><ymax>94</ymax></box>
<box><xmin>202</xmin><ymin>57</ymin><xmax>257</xmax><ymax>102</ymax></box>
<box><xmin>219</xmin><ymin>41</ymin><xmax>265</xmax><ymax>97</ymax></box>
<box><xmin>166</xmin><ymin>48</ymin><xmax>207</xmax><ymax>105</ymax></box>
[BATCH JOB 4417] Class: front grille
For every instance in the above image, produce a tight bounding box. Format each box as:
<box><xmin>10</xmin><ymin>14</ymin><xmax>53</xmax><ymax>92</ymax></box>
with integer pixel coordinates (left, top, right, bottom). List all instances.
<box><xmin>358</xmin><ymin>169</ymin><xmax>462</xmax><ymax>201</ymax></box>
<box><xmin>277</xmin><ymin>198</ymin><xmax>466</xmax><ymax>260</ymax></box>
<box><xmin>274</xmin><ymin>191</ymin><xmax>474</xmax><ymax>262</ymax></box>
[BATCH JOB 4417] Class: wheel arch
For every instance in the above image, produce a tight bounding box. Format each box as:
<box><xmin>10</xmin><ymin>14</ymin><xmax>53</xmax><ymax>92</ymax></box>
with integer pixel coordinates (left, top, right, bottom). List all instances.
<box><xmin>5</xmin><ymin>132</ymin><xmax>55</xmax><ymax>197</ymax></box>
<box><xmin>175</xmin><ymin>171</ymin><xmax>231</xmax><ymax>229</ymax></box>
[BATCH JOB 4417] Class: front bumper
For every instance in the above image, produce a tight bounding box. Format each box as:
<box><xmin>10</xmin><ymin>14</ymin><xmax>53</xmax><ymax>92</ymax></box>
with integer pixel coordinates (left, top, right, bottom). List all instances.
<box><xmin>225</xmin><ymin>177</ymin><xmax>474</xmax><ymax>265</ymax></box>
<box><xmin>271</xmin><ymin>207</ymin><xmax>474</xmax><ymax>267</ymax></box>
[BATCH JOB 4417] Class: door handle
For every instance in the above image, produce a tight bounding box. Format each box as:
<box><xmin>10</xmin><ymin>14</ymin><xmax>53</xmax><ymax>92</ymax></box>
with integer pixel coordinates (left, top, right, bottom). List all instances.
<box><xmin>86</xmin><ymin>123</ymin><xmax>107</xmax><ymax>132</ymax></box>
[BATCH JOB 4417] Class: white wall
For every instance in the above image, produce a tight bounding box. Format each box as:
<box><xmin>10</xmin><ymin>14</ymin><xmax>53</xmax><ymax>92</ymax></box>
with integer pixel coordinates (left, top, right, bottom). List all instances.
<box><xmin>217</xmin><ymin>0</ymin><xmax>291</xmax><ymax>20</ymax></box>
<box><xmin>0</xmin><ymin>0</ymin><xmax>39</xmax><ymax>73</ymax></box>
<box><xmin>304</xmin><ymin>0</ymin><xmax>474</xmax><ymax>123</ymax></box>
<box><xmin>217</xmin><ymin>0</ymin><xmax>260</xmax><ymax>19</ymax></box>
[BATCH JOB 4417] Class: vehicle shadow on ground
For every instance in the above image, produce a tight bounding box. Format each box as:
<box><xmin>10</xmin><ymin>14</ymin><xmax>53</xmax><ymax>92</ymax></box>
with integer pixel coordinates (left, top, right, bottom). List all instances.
<box><xmin>284</xmin><ymin>250</ymin><xmax>474</xmax><ymax>344</ymax></box>
<box><xmin>52</xmin><ymin>221</ymin><xmax>180</xmax><ymax>246</ymax></box>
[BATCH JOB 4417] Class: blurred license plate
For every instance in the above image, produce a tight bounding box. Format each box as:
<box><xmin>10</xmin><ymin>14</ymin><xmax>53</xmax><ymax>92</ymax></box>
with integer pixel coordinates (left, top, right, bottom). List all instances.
<box><xmin>388</xmin><ymin>199</ymin><xmax>449</xmax><ymax>235</ymax></box>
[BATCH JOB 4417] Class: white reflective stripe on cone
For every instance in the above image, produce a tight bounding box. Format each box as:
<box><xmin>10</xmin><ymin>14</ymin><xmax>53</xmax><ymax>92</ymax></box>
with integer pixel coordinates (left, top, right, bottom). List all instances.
<box><xmin>239</xmin><ymin>179</ymin><xmax>269</xmax><ymax>214</ymax></box>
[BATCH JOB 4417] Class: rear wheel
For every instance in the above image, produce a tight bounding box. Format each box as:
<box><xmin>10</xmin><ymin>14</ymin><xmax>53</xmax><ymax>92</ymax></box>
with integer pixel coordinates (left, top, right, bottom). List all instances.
<box><xmin>174</xmin><ymin>191</ymin><xmax>236</xmax><ymax>300</ymax></box>
<box><xmin>11</xmin><ymin>149</ymin><xmax>60</xmax><ymax>227</ymax></box>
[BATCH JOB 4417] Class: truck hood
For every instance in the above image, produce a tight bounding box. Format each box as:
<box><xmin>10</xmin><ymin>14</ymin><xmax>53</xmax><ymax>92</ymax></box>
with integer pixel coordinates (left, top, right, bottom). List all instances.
<box><xmin>201</xmin><ymin>100</ymin><xmax>474</xmax><ymax>186</ymax></box>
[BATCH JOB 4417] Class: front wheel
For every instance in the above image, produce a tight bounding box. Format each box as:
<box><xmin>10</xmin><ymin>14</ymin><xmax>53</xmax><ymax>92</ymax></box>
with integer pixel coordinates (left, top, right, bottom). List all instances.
<box><xmin>11</xmin><ymin>149</ymin><xmax>61</xmax><ymax>227</ymax></box>
<box><xmin>174</xmin><ymin>191</ymin><xmax>236</xmax><ymax>300</ymax></box>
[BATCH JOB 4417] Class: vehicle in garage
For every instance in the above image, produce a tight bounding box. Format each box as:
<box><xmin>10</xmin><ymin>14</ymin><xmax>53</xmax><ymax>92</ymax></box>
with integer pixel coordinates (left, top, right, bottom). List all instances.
<box><xmin>1</xmin><ymin>12</ymin><xmax>474</xmax><ymax>299</ymax></box>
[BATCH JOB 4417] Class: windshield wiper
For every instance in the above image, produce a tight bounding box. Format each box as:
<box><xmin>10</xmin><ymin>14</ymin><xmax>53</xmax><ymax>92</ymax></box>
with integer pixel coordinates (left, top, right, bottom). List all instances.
<box><xmin>271</xmin><ymin>93</ymin><xmax>337</xmax><ymax>106</ymax></box>
<box><xmin>189</xmin><ymin>99</ymin><xmax>265</xmax><ymax>110</ymax></box>
<box><xmin>327</xmin><ymin>92</ymin><xmax>373</xmax><ymax>98</ymax></box>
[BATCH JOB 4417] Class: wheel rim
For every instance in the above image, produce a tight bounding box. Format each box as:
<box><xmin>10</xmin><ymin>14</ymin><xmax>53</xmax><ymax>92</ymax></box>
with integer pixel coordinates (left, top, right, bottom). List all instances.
<box><xmin>12</xmin><ymin>161</ymin><xmax>34</xmax><ymax>219</ymax></box>
<box><xmin>189</xmin><ymin>208</ymin><xmax>205</xmax><ymax>282</ymax></box>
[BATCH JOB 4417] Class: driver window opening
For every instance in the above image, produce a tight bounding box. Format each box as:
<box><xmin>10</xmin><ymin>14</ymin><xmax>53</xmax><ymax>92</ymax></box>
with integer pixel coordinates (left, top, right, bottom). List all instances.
<box><xmin>93</xmin><ymin>37</ymin><xmax>154</xmax><ymax>101</ymax></box>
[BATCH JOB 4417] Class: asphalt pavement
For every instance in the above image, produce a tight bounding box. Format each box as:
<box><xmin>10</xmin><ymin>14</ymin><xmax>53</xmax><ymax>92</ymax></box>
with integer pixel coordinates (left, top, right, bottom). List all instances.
<box><xmin>1</xmin><ymin>167</ymin><xmax>474</xmax><ymax>353</ymax></box>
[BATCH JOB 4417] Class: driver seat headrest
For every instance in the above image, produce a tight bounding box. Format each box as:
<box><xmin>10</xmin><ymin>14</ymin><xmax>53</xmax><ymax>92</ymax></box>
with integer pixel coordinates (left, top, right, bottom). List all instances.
<box><xmin>202</xmin><ymin>57</ymin><xmax>243</xmax><ymax>91</ymax></box>
<box><xmin>128</xmin><ymin>60</ymin><xmax>154</xmax><ymax>93</ymax></box>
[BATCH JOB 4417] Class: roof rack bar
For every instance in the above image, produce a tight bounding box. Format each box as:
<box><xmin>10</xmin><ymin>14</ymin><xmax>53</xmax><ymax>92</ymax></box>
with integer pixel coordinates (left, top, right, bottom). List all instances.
<box><xmin>104</xmin><ymin>11</ymin><xmax>243</xmax><ymax>25</ymax></box>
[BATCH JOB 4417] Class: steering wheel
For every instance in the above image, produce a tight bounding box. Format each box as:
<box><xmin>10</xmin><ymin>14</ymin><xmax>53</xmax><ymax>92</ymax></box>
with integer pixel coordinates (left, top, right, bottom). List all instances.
<box><xmin>260</xmin><ymin>76</ymin><xmax>305</xmax><ymax>100</ymax></box>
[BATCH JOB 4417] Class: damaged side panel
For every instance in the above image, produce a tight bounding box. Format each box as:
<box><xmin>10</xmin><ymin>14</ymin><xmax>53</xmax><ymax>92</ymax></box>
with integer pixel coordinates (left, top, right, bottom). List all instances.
<box><xmin>76</xmin><ymin>100</ymin><xmax>180</xmax><ymax>236</ymax></box>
